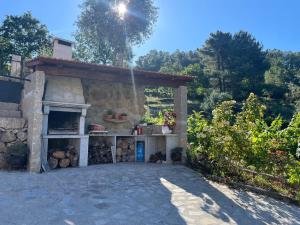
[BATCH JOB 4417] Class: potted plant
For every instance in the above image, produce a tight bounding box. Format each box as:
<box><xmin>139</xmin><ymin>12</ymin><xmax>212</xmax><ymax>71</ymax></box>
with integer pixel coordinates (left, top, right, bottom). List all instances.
<box><xmin>119</xmin><ymin>113</ymin><xmax>128</xmax><ymax>120</ymax></box>
<box><xmin>104</xmin><ymin>109</ymin><xmax>114</xmax><ymax>120</ymax></box>
<box><xmin>164</xmin><ymin>111</ymin><xmax>176</xmax><ymax>133</ymax></box>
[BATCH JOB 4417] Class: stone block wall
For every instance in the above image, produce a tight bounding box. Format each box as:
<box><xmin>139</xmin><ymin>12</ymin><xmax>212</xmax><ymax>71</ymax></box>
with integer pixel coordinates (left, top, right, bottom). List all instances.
<box><xmin>0</xmin><ymin>118</ymin><xmax>27</xmax><ymax>168</ymax></box>
<box><xmin>82</xmin><ymin>79</ymin><xmax>145</xmax><ymax>133</ymax></box>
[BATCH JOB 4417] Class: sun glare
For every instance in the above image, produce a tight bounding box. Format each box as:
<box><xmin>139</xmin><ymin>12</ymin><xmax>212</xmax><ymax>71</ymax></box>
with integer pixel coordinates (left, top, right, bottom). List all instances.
<box><xmin>117</xmin><ymin>2</ymin><xmax>127</xmax><ymax>19</ymax></box>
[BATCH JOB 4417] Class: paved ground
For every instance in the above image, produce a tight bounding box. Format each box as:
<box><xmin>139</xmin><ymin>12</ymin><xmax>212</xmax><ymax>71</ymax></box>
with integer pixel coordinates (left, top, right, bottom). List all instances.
<box><xmin>0</xmin><ymin>164</ymin><xmax>299</xmax><ymax>225</ymax></box>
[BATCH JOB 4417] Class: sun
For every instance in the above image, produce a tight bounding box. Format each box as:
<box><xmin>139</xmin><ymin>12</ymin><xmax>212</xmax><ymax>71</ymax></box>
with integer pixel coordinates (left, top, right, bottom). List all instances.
<box><xmin>117</xmin><ymin>2</ymin><xmax>127</xmax><ymax>19</ymax></box>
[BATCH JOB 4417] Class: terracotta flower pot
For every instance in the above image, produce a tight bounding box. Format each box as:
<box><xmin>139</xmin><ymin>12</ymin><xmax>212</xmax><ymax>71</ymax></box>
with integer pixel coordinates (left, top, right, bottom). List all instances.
<box><xmin>104</xmin><ymin>114</ymin><xmax>113</xmax><ymax>120</ymax></box>
<box><xmin>119</xmin><ymin>115</ymin><xmax>128</xmax><ymax>120</ymax></box>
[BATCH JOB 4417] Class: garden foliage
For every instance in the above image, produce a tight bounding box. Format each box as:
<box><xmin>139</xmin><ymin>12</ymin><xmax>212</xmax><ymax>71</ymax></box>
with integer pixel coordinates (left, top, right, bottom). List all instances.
<box><xmin>187</xmin><ymin>93</ymin><xmax>300</xmax><ymax>197</ymax></box>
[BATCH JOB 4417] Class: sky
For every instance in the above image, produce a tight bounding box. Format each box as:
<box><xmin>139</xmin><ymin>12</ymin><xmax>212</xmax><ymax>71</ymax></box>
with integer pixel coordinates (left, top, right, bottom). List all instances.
<box><xmin>1</xmin><ymin>0</ymin><xmax>300</xmax><ymax>59</ymax></box>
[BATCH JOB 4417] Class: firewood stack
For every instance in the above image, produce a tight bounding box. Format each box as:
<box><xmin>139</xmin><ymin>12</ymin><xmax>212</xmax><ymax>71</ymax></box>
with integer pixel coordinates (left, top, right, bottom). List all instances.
<box><xmin>48</xmin><ymin>145</ymin><xmax>79</xmax><ymax>169</ymax></box>
<box><xmin>88</xmin><ymin>140</ymin><xmax>113</xmax><ymax>164</ymax></box>
<box><xmin>116</xmin><ymin>138</ymin><xmax>135</xmax><ymax>162</ymax></box>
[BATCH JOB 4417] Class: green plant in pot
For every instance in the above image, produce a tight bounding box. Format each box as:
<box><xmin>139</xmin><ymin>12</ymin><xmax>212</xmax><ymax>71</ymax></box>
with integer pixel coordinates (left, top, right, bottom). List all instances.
<box><xmin>104</xmin><ymin>109</ymin><xmax>114</xmax><ymax>119</ymax></box>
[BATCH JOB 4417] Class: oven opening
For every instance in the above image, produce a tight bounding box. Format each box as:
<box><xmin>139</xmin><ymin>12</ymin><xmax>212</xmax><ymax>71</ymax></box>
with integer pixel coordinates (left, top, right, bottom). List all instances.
<box><xmin>48</xmin><ymin>111</ymin><xmax>80</xmax><ymax>135</ymax></box>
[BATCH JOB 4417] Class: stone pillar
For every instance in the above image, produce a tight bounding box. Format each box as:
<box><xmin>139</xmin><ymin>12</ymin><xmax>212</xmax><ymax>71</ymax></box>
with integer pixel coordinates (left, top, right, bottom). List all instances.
<box><xmin>166</xmin><ymin>135</ymin><xmax>179</xmax><ymax>164</ymax></box>
<box><xmin>174</xmin><ymin>86</ymin><xmax>188</xmax><ymax>163</ymax></box>
<box><xmin>79</xmin><ymin>136</ymin><xmax>89</xmax><ymax>167</ymax></box>
<box><xmin>79</xmin><ymin>108</ymin><xmax>86</xmax><ymax>135</ymax></box>
<box><xmin>21</xmin><ymin>71</ymin><xmax>45</xmax><ymax>172</ymax></box>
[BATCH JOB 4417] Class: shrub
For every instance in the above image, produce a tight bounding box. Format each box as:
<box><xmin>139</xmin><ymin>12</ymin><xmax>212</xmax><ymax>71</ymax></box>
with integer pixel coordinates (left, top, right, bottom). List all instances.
<box><xmin>187</xmin><ymin>93</ymin><xmax>300</xmax><ymax>197</ymax></box>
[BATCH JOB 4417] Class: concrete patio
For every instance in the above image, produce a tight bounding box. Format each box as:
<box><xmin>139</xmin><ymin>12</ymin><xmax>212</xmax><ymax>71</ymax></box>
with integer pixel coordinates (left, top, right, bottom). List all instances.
<box><xmin>0</xmin><ymin>164</ymin><xmax>299</xmax><ymax>225</ymax></box>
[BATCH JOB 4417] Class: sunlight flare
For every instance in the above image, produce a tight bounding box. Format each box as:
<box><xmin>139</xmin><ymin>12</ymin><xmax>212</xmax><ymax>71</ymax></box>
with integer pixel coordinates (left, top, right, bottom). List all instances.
<box><xmin>116</xmin><ymin>2</ymin><xmax>127</xmax><ymax>20</ymax></box>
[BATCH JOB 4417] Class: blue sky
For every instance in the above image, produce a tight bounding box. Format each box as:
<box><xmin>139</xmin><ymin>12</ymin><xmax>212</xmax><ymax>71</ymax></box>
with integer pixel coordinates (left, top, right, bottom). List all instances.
<box><xmin>1</xmin><ymin>0</ymin><xmax>300</xmax><ymax>59</ymax></box>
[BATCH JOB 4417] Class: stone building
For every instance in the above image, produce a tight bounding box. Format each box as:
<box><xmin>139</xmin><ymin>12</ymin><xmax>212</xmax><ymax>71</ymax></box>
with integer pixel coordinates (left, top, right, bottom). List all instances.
<box><xmin>1</xmin><ymin>38</ymin><xmax>193</xmax><ymax>172</ymax></box>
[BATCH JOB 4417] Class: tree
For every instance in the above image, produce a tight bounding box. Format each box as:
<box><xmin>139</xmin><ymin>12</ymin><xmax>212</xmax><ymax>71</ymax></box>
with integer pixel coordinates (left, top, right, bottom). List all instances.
<box><xmin>0</xmin><ymin>36</ymin><xmax>12</xmax><ymax>73</ymax></box>
<box><xmin>200</xmin><ymin>31</ymin><xmax>233</xmax><ymax>92</ymax></box>
<box><xmin>75</xmin><ymin>0</ymin><xmax>158</xmax><ymax>65</ymax></box>
<box><xmin>200</xmin><ymin>31</ymin><xmax>269</xmax><ymax>99</ymax></box>
<box><xmin>136</xmin><ymin>50</ymin><xmax>170</xmax><ymax>71</ymax></box>
<box><xmin>230</xmin><ymin>31</ymin><xmax>269</xmax><ymax>98</ymax></box>
<box><xmin>263</xmin><ymin>50</ymin><xmax>300</xmax><ymax>119</ymax></box>
<box><xmin>0</xmin><ymin>12</ymin><xmax>51</xmax><ymax>72</ymax></box>
<box><xmin>180</xmin><ymin>64</ymin><xmax>208</xmax><ymax>100</ymax></box>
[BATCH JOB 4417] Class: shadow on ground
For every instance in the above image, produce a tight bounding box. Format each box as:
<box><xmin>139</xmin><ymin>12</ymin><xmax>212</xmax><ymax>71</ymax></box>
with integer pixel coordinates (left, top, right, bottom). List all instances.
<box><xmin>0</xmin><ymin>164</ymin><xmax>299</xmax><ymax>225</ymax></box>
<box><xmin>160</xmin><ymin>166</ymin><xmax>300</xmax><ymax>224</ymax></box>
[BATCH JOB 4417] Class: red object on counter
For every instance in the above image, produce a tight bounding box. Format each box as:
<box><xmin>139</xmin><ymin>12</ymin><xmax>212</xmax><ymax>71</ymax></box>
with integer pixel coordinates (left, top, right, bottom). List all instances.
<box><xmin>137</xmin><ymin>126</ymin><xmax>143</xmax><ymax>135</ymax></box>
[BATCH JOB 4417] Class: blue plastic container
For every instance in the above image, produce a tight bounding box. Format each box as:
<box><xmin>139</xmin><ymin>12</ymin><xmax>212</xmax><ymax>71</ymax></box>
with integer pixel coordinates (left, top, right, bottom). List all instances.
<box><xmin>136</xmin><ymin>141</ymin><xmax>145</xmax><ymax>162</ymax></box>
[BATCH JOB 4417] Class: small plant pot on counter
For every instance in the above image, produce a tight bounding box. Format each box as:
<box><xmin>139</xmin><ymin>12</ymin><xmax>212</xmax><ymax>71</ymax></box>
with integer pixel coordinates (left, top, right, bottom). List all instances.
<box><xmin>119</xmin><ymin>115</ymin><xmax>128</xmax><ymax>120</ymax></box>
<box><xmin>88</xmin><ymin>124</ymin><xmax>105</xmax><ymax>132</ymax></box>
<box><xmin>118</xmin><ymin>113</ymin><xmax>128</xmax><ymax>121</ymax></box>
<box><xmin>103</xmin><ymin>114</ymin><xmax>113</xmax><ymax>120</ymax></box>
<box><xmin>103</xmin><ymin>109</ymin><xmax>114</xmax><ymax>120</ymax></box>
<box><xmin>162</xmin><ymin>125</ymin><xmax>172</xmax><ymax>134</ymax></box>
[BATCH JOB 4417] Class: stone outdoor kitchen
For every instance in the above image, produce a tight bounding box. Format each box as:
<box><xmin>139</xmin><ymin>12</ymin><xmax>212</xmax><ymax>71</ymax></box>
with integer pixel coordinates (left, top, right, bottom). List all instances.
<box><xmin>0</xmin><ymin>38</ymin><xmax>193</xmax><ymax>172</ymax></box>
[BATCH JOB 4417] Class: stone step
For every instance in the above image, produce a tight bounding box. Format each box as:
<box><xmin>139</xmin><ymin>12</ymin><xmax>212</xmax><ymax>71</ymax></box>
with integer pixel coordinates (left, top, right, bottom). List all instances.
<box><xmin>0</xmin><ymin>102</ymin><xmax>19</xmax><ymax>111</ymax></box>
<box><xmin>0</xmin><ymin>117</ymin><xmax>26</xmax><ymax>129</ymax></box>
<box><xmin>0</xmin><ymin>110</ymin><xmax>21</xmax><ymax>118</ymax></box>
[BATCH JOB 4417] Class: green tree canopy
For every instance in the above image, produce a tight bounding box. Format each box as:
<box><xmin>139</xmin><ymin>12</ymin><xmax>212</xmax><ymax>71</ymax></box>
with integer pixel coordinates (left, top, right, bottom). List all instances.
<box><xmin>200</xmin><ymin>31</ymin><xmax>269</xmax><ymax>99</ymax></box>
<box><xmin>74</xmin><ymin>0</ymin><xmax>158</xmax><ymax>65</ymax></box>
<box><xmin>0</xmin><ymin>12</ymin><xmax>51</xmax><ymax>70</ymax></box>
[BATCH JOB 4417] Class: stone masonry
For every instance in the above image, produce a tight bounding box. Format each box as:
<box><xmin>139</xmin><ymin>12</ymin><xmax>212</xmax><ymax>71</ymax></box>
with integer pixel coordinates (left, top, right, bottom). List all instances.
<box><xmin>0</xmin><ymin>117</ymin><xmax>27</xmax><ymax>168</ymax></box>
<box><xmin>82</xmin><ymin>79</ymin><xmax>145</xmax><ymax>133</ymax></box>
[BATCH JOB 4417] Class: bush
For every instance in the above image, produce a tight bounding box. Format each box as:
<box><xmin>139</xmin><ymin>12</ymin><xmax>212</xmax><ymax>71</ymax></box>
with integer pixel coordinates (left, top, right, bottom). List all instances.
<box><xmin>187</xmin><ymin>93</ymin><xmax>300</xmax><ymax>197</ymax></box>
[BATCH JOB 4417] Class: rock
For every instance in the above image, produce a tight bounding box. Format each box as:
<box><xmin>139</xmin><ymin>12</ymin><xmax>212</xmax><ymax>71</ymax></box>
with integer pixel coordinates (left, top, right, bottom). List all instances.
<box><xmin>6</xmin><ymin>141</ymin><xmax>19</xmax><ymax>148</ymax></box>
<box><xmin>0</xmin><ymin>153</ymin><xmax>7</xmax><ymax>169</ymax></box>
<box><xmin>0</xmin><ymin>142</ymin><xmax>7</xmax><ymax>153</ymax></box>
<box><xmin>17</xmin><ymin>131</ymin><xmax>27</xmax><ymax>142</ymax></box>
<box><xmin>5</xmin><ymin>143</ymin><xmax>28</xmax><ymax>169</ymax></box>
<box><xmin>0</xmin><ymin>118</ymin><xmax>26</xmax><ymax>130</ymax></box>
<box><xmin>0</xmin><ymin>131</ymin><xmax>17</xmax><ymax>143</ymax></box>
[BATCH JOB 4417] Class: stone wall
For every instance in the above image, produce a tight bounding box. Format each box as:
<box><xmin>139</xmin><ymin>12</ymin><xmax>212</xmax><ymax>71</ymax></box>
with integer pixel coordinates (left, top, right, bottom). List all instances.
<box><xmin>0</xmin><ymin>118</ymin><xmax>27</xmax><ymax>169</ymax></box>
<box><xmin>81</xmin><ymin>79</ymin><xmax>145</xmax><ymax>133</ymax></box>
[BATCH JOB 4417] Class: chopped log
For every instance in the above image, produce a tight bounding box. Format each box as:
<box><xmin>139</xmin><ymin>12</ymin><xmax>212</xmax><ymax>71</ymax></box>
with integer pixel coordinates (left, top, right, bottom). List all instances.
<box><xmin>130</xmin><ymin>144</ymin><xmax>135</xmax><ymax>150</ymax></box>
<box><xmin>69</xmin><ymin>154</ymin><xmax>79</xmax><ymax>167</ymax></box>
<box><xmin>121</xmin><ymin>142</ymin><xmax>128</xmax><ymax>149</ymax></box>
<box><xmin>65</xmin><ymin>150</ymin><xmax>71</xmax><ymax>158</ymax></box>
<box><xmin>48</xmin><ymin>157</ymin><xmax>58</xmax><ymax>169</ymax></box>
<box><xmin>66</xmin><ymin>145</ymin><xmax>75</xmax><ymax>151</ymax></box>
<box><xmin>59</xmin><ymin>158</ymin><xmax>70</xmax><ymax>168</ymax></box>
<box><xmin>116</xmin><ymin>147</ymin><xmax>122</xmax><ymax>156</ymax></box>
<box><xmin>52</xmin><ymin>151</ymin><xmax>65</xmax><ymax>159</ymax></box>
